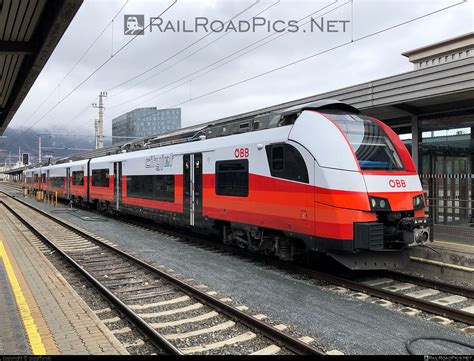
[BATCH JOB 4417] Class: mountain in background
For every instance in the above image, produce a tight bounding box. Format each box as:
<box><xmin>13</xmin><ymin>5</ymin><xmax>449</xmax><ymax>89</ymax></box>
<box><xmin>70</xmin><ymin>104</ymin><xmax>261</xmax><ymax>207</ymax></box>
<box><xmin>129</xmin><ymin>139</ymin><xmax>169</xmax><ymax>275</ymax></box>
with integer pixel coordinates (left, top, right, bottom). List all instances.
<box><xmin>0</xmin><ymin>127</ymin><xmax>111</xmax><ymax>167</ymax></box>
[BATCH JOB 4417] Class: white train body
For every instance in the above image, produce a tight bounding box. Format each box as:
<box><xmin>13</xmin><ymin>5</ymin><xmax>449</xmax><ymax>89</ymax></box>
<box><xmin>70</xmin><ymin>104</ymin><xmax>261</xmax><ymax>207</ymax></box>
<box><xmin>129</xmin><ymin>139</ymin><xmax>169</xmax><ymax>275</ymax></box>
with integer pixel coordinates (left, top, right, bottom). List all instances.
<box><xmin>23</xmin><ymin>100</ymin><xmax>429</xmax><ymax>269</ymax></box>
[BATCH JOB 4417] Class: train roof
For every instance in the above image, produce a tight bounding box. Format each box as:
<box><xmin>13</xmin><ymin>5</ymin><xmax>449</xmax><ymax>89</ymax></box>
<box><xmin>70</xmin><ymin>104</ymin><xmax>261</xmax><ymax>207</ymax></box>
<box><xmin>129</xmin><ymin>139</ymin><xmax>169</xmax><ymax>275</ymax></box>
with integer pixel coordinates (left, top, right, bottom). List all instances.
<box><xmin>42</xmin><ymin>99</ymin><xmax>359</xmax><ymax>166</ymax></box>
<box><xmin>281</xmin><ymin>99</ymin><xmax>360</xmax><ymax>115</ymax></box>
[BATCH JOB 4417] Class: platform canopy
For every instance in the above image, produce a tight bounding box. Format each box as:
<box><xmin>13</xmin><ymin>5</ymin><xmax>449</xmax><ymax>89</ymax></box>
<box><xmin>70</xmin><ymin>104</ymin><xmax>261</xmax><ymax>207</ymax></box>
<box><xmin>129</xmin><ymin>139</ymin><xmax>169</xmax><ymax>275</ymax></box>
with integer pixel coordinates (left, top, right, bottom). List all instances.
<box><xmin>0</xmin><ymin>0</ymin><xmax>83</xmax><ymax>135</ymax></box>
<box><xmin>158</xmin><ymin>34</ymin><xmax>467</xmax><ymax>135</ymax></box>
<box><xmin>2</xmin><ymin>165</ymin><xmax>26</xmax><ymax>175</ymax></box>
<box><xmin>208</xmin><ymin>56</ymin><xmax>474</xmax><ymax>135</ymax></box>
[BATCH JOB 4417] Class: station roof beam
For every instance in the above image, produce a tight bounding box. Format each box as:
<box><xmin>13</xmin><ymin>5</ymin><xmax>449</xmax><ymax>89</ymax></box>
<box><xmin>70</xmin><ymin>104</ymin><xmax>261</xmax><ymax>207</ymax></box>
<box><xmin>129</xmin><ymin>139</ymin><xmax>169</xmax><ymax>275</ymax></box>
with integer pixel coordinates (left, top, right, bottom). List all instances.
<box><xmin>0</xmin><ymin>0</ymin><xmax>83</xmax><ymax>135</ymax></box>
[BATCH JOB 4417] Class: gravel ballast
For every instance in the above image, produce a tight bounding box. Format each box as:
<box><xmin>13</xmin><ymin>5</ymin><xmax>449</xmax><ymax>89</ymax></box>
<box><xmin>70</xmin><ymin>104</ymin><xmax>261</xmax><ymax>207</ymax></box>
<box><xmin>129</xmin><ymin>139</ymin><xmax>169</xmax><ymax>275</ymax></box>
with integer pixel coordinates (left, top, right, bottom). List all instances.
<box><xmin>8</xmin><ymin>192</ymin><xmax>474</xmax><ymax>355</ymax></box>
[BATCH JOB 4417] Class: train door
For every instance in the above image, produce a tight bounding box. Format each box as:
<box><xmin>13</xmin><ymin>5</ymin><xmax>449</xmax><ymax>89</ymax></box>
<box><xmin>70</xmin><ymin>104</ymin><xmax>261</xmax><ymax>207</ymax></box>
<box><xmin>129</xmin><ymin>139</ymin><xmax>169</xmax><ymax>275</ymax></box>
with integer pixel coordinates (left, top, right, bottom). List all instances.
<box><xmin>66</xmin><ymin>168</ymin><xmax>71</xmax><ymax>198</ymax></box>
<box><xmin>183</xmin><ymin>153</ymin><xmax>203</xmax><ymax>226</ymax></box>
<box><xmin>86</xmin><ymin>160</ymin><xmax>91</xmax><ymax>203</ymax></box>
<box><xmin>114</xmin><ymin>162</ymin><xmax>123</xmax><ymax>210</ymax></box>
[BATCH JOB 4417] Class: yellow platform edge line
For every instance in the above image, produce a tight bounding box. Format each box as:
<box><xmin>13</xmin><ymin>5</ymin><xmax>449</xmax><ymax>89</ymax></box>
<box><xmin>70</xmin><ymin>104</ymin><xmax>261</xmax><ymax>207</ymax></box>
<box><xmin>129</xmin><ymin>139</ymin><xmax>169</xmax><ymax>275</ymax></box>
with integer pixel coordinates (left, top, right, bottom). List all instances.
<box><xmin>410</xmin><ymin>256</ymin><xmax>474</xmax><ymax>272</ymax></box>
<box><xmin>0</xmin><ymin>240</ymin><xmax>46</xmax><ymax>355</ymax></box>
<box><xmin>434</xmin><ymin>240</ymin><xmax>474</xmax><ymax>249</ymax></box>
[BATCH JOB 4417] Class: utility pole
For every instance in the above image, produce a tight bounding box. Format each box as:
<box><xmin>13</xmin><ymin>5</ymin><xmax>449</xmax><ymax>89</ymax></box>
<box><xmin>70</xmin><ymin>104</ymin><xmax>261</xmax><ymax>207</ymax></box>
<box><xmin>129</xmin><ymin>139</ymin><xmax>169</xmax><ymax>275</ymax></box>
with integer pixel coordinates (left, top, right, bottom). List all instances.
<box><xmin>38</xmin><ymin>136</ymin><xmax>42</xmax><ymax>164</ymax></box>
<box><xmin>93</xmin><ymin>91</ymin><xmax>107</xmax><ymax>149</ymax></box>
<box><xmin>94</xmin><ymin>119</ymin><xmax>99</xmax><ymax>149</ymax></box>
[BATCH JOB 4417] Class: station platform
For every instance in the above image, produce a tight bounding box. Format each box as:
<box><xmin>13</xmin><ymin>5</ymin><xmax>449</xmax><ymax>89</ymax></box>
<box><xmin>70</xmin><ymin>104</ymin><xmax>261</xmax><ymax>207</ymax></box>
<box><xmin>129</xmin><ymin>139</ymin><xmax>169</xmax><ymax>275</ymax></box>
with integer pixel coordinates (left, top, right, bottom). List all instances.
<box><xmin>0</xmin><ymin>261</ymin><xmax>30</xmax><ymax>354</ymax></box>
<box><xmin>0</xmin><ymin>206</ymin><xmax>128</xmax><ymax>355</ymax></box>
<box><xmin>408</xmin><ymin>236</ymin><xmax>473</xmax><ymax>284</ymax></box>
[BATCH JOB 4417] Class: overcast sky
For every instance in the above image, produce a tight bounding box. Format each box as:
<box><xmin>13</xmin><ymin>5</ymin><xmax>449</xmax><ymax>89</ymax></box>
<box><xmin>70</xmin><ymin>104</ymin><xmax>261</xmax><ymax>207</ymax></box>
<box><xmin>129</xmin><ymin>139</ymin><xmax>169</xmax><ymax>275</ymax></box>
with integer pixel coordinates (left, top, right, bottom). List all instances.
<box><xmin>9</xmin><ymin>0</ymin><xmax>474</xmax><ymax>143</ymax></box>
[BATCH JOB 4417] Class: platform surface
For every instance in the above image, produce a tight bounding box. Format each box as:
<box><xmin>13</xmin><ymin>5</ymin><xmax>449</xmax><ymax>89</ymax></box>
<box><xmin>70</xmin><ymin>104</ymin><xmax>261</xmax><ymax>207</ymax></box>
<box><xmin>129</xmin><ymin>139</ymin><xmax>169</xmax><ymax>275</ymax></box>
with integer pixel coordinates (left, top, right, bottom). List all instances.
<box><xmin>0</xmin><ymin>261</ymin><xmax>30</xmax><ymax>354</ymax></box>
<box><xmin>0</xmin><ymin>205</ymin><xmax>127</xmax><ymax>355</ymax></box>
<box><xmin>433</xmin><ymin>238</ymin><xmax>474</xmax><ymax>253</ymax></box>
<box><xmin>410</xmin><ymin>237</ymin><xmax>474</xmax><ymax>271</ymax></box>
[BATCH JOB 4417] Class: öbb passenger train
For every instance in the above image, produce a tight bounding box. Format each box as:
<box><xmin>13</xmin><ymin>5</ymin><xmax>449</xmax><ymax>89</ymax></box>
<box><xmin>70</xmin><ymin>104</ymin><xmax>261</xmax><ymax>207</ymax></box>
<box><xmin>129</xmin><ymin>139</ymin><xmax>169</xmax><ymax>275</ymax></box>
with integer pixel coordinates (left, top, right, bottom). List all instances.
<box><xmin>22</xmin><ymin>100</ymin><xmax>430</xmax><ymax>270</ymax></box>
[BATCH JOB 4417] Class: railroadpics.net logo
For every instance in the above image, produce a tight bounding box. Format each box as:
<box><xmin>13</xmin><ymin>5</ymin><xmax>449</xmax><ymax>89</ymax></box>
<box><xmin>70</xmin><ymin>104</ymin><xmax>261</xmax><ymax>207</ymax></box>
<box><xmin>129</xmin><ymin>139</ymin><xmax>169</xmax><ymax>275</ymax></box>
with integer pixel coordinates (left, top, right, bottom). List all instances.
<box><xmin>123</xmin><ymin>15</ymin><xmax>350</xmax><ymax>35</ymax></box>
<box><xmin>124</xmin><ymin>15</ymin><xmax>145</xmax><ymax>35</ymax></box>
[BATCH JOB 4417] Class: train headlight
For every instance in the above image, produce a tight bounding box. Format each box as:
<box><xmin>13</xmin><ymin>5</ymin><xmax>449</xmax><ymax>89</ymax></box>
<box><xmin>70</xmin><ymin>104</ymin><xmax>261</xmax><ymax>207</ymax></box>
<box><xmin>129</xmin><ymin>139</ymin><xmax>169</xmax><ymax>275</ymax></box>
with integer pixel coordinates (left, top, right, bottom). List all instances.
<box><xmin>371</xmin><ymin>198</ymin><xmax>377</xmax><ymax>208</ymax></box>
<box><xmin>369</xmin><ymin>196</ymin><xmax>391</xmax><ymax>211</ymax></box>
<box><xmin>413</xmin><ymin>194</ymin><xmax>425</xmax><ymax>210</ymax></box>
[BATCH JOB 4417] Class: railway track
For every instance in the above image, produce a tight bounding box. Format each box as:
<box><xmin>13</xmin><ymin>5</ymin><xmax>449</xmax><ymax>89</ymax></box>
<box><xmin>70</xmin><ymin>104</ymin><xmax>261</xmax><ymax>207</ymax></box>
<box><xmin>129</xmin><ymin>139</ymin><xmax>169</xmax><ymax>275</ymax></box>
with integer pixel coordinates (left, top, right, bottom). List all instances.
<box><xmin>0</xmin><ymin>182</ymin><xmax>22</xmax><ymax>193</ymax></box>
<box><xmin>2</xmin><ymin>187</ymin><xmax>473</xmax><ymax>332</ymax></box>
<box><xmin>0</xmin><ymin>193</ymin><xmax>324</xmax><ymax>355</ymax></box>
<box><xmin>297</xmin><ymin>267</ymin><xmax>474</xmax><ymax>326</ymax></box>
<box><xmin>100</xmin><ymin>204</ymin><xmax>474</xmax><ymax>327</ymax></box>
<box><xmin>187</xmin><ymin>242</ymin><xmax>474</xmax><ymax>327</ymax></box>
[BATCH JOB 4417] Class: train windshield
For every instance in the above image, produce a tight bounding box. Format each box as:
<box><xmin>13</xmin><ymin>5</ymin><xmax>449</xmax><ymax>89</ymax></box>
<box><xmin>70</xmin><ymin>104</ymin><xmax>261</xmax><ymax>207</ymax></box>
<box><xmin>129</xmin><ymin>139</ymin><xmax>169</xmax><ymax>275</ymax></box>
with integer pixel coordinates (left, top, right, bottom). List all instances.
<box><xmin>322</xmin><ymin>111</ymin><xmax>404</xmax><ymax>170</ymax></box>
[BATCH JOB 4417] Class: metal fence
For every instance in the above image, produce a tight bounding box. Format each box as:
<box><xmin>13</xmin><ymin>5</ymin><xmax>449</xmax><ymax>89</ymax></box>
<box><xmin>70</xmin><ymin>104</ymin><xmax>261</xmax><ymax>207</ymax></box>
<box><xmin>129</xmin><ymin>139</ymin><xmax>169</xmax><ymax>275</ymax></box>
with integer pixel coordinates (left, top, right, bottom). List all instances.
<box><xmin>420</xmin><ymin>174</ymin><xmax>474</xmax><ymax>239</ymax></box>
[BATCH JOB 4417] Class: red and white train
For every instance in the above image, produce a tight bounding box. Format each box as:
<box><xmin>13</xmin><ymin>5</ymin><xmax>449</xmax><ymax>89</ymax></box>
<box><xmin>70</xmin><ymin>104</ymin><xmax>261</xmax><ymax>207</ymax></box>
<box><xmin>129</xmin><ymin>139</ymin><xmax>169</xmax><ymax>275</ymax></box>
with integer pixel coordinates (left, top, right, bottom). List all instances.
<box><xmin>22</xmin><ymin>100</ymin><xmax>430</xmax><ymax>270</ymax></box>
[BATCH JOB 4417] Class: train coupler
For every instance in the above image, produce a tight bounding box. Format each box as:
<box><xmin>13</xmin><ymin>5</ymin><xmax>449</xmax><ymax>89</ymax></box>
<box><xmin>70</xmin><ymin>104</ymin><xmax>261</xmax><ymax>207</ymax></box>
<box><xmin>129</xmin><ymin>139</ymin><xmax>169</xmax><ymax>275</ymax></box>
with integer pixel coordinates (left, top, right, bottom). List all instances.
<box><xmin>400</xmin><ymin>217</ymin><xmax>431</xmax><ymax>247</ymax></box>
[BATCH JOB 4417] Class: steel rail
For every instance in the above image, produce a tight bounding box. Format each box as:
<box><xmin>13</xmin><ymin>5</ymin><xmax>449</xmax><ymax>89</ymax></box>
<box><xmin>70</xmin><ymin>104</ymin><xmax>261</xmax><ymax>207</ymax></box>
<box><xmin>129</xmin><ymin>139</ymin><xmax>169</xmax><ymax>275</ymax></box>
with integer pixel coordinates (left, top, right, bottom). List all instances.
<box><xmin>0</xmin><ymin>200</ymin><xmax>183</xmax><ymax>355</ymax></box>
<box><xmin>106</xmin><ymin>206</ymin><xmax>474</xmax><ymax>326</ymax></box>
<box><xmin>5</xmin><ymin>189</ymin><xmax>472</xmax><ymax>326</ymax></box>
<box><xmin>0</xmin><ymin>193</ymin><xmax>324</xmax><ymax>355</ymax></box>
<box><xmin>290</xmin><ymin>265</ymin><xmax>474</xmax><ymax>325</ymax></box>
<box><xmin>384</xmin><ymin>270</ymin><xmax>474</xmax><ymax>299</ymax></box>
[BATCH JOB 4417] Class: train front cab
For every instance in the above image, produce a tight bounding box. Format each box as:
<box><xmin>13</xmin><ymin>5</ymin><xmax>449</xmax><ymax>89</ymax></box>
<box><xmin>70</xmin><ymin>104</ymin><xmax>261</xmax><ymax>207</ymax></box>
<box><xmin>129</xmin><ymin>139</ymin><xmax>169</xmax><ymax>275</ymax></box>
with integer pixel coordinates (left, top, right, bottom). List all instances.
<box><xmin>291</xmin><ymin>104</ymin><xmax>430</xmax><ymax>270</ymax></box>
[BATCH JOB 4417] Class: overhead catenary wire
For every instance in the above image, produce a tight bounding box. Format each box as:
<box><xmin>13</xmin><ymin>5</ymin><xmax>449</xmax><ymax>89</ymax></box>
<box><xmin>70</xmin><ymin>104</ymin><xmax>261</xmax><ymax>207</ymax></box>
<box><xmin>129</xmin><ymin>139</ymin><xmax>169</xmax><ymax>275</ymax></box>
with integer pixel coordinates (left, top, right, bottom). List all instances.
<box><xmin>105</xmin><ymin>0</ymin><xmax>343</xmax><ymax>113</ymax></box>
<box><xmin>20</xmin><ymin>0</ymin><xmax>178</xmax><ymax>136</ymax></box>
<box><xmin>107</xmin><ymin>0</ymin><xmax>282</xmax><ymax>100</ymax></box>
<box><xmin>50</xmin><ymin>99</ymin><xmax>98</xmax><ymax>136</ymax></box>
<box><xmin>106</xmin><ymin>0</ymin><xmax>263</xmax><ymax>96</ymax></box>
<box><xmin>40</xmin><ymin>0</ymin><xmax>266</xmax><ymax>137</ymax></box>
<box><xmin>69</xmin><ymin>0</ymin><xmax>341</xmax><ymax>136</ymax></box>
<box><xmin>16</xmin><ymin>101</ymin><xmax>94</xmax><ymax>135</ymax></box>
<box><xmin>19</xmin><ymin>0</ymin><xmax>130</xmax><ymax>131</ymax></box>
<box><xmin>67</xmin><ymin>0</ymin><xmax>466</xmax><ymax>147</ymax></box>
<box><xmin>68</xmin><ymin>0</ymin><xmax>283</xmax><ymax>134</ymax></box>
<box><xmin>165</xmin><ymin>0</ymin><xmax>467</xmax><ymax>107</ymax></box>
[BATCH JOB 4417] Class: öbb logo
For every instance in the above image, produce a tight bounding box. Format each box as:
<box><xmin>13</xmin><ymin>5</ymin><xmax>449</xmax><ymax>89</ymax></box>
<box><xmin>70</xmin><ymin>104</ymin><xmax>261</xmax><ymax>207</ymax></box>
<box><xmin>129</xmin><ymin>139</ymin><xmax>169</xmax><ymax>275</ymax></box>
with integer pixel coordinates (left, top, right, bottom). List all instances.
<box><xmin>234</xmin><ymin>148</ymin><xmax>249</xmax><ymax>158</ymax></box>
<box><xmin>389</xmin><ymin>179</ymin><xmax>406</xmax><ymax>188</ymax></box>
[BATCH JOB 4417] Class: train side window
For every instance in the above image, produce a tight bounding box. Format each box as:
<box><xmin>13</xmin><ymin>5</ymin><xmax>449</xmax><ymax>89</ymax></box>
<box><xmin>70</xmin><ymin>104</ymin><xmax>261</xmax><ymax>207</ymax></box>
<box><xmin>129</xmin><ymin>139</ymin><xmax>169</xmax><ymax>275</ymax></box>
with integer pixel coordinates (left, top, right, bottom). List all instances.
<box><xmin>215</xmin><ymin>160</ymin><xmax>249</xmax><ymax>197</ymax></box>
<box><xmin>41</xmin><ymin>174</ymin><xmax>46</xmax><ymax>183</ymax></box>
<box><xmin>126</xmin><ymin>175</ymin><xmax>175</xmax><ymax>202</ymax></box>
<box><xmin>154</xmin><ymin>175</ymin><xmax>175</xmax><ymax>202</ymax></box>
<box><xmin>33</xmin><ymin>174</ymin><xmax>38</xmax><ymax>182</ymax></box>
<box><xmin>266</xmin><ymin>144</ymin><xmax>309</xmax><ymax>183</ymax></box>
<box><xmin>271</xmin><ymin>146</ymin><xmax>284</xmax><ymax>170</ymax></box>
<box><xmin>50</xmin><ymin>177</ymin><xmax>65</xmax><ymax>188</ymax></box>
<box><xmin>92</xmin><ymin>169</ymin><xmax>109</xmax><ymax>187</ymax></box>
<box><xmin>72</xmin><ymin>171</ymin><xmax>84</xmax><ymax>186</ymax></box>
